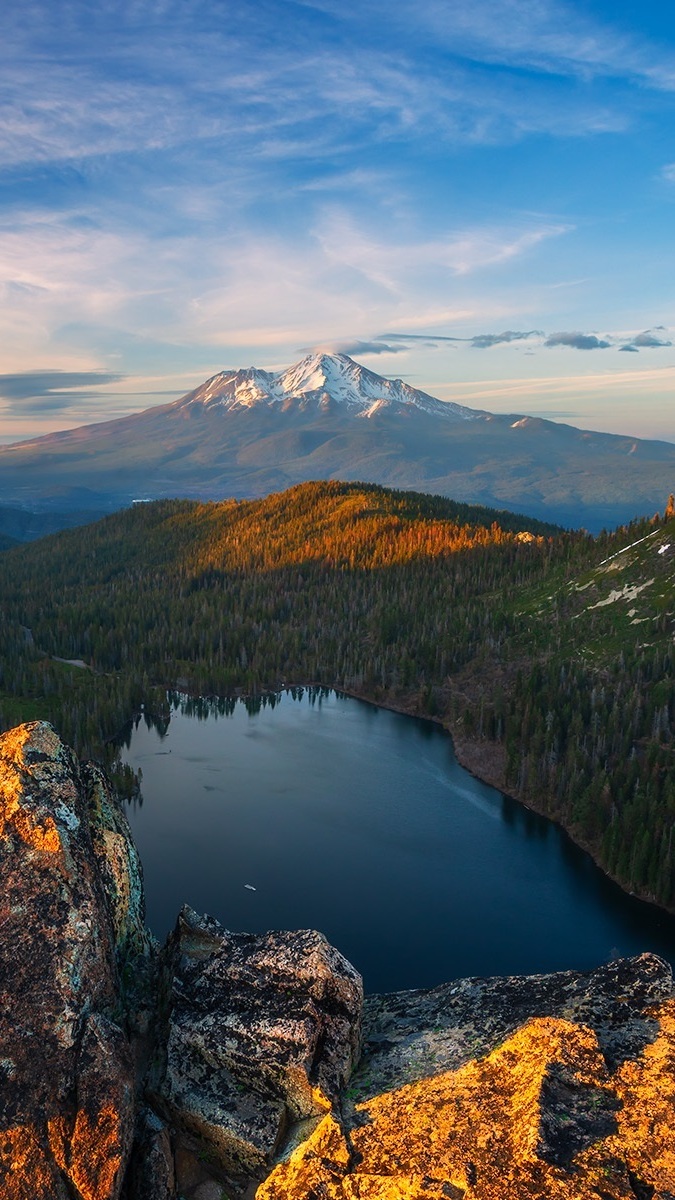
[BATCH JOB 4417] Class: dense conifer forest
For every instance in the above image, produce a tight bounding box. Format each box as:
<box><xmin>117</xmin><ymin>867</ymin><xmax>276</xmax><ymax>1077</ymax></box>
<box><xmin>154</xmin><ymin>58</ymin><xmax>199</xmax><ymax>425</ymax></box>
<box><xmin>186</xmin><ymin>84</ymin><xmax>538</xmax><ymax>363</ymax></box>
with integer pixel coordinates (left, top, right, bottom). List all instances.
<box><xmin>0</xmin><ymin>480</ymin><xmax>673</xmax><ymax>909</ymax></box>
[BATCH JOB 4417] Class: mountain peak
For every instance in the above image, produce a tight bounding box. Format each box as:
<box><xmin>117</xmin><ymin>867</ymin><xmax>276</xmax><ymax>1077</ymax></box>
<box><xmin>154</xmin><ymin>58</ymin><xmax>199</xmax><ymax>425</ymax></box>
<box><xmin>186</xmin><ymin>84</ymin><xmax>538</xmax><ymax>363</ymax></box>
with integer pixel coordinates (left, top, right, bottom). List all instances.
<box><xmin>178</xmin><ymin>352</ymin><xmax>479</xmax><ymax>420</ymax></box>
<box><xmin>278</xmin><ymin>351</ymin><xmax>391</xmax><ymax>406</ymax></box>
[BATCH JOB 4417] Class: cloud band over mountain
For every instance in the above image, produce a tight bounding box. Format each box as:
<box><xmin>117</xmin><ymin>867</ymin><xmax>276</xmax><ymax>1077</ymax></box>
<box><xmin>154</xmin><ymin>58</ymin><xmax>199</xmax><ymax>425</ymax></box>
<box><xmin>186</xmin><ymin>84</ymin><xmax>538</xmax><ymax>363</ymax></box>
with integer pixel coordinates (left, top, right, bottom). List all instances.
<box><xmin>311</xmin><ymin>328</ymin><xmax>673</xmax><ymax>356</ymax></box>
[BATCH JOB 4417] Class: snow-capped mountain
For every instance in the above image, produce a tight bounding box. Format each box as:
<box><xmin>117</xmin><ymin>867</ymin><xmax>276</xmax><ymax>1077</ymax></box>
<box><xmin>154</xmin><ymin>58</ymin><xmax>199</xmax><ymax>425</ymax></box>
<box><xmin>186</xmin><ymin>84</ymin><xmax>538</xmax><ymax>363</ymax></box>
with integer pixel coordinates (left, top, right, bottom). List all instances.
<box><xmin>1</xmin><ymin>351</ymin><xmax>675</xmax><ymax>532</ymax></box>
<box><xmin>178</xmin><ymin>352</ymin><xmax>480</xmax><ymax>420</ymax></box>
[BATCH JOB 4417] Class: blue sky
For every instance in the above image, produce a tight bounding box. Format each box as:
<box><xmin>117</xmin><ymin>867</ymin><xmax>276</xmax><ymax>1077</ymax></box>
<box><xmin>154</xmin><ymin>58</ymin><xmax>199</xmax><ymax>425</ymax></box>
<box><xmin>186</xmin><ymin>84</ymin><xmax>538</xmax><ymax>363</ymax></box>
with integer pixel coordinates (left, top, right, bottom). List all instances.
<box><xmin>1</xmin><ymin>0</ymin><xmax>675</xmax><ymax>442</ymax></box>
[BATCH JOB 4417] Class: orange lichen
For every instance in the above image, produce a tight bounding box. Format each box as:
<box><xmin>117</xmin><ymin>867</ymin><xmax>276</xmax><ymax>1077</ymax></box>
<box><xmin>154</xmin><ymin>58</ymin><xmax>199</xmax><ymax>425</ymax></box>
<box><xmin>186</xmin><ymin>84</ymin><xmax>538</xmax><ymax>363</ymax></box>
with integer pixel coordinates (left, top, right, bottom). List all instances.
<box><xmin>258</xmin><ymin>1114</ymin><xmax>349</xmax><ymax>1200</ymax></box>
<box><xmin>46</xmin><ymin>1111</ymin><xmax>71</xmax><ymax>1175</ymax></box>
<box><xmin>0</xmin><ymin>1123</ymin><xmax>60</xmax><ymax>1198</ymax></box>
<box><xmin>602</xmin><ymin>999</ymin><xmax>675</xmax><ymax>1192</ymax></box>
<box><xmin>258</xmin><ymin>1011</ymin><xmax>675</xmax><ymax>1200</ymax></box>
<box><xmin>48</xmin><ymin>1104</ymin><xmax>126</xmax><ymax>1199</ymax></box>
<box><xmin>0</xmin><ymin>724</ymin><xmax>34</xmax><ymax>762</ymax></box>
<box><xmin>0</xmin><ymin>725</ymin><xmax>62</xmax><ymax>854</ymax></box>
<box><xmin>347</xmin><ymin>1018</ymin><xmax>618</xmax><ymax>1199</ymax></box>
<box><xmin>0</xmin><ymin>782</ymin><xmax>61</xmax><ymax>853</ymax></box>
<box><xmin>69</xmin><ymin>1105</ymin><xmax>126</xmax><ymax>1200</ymax></box>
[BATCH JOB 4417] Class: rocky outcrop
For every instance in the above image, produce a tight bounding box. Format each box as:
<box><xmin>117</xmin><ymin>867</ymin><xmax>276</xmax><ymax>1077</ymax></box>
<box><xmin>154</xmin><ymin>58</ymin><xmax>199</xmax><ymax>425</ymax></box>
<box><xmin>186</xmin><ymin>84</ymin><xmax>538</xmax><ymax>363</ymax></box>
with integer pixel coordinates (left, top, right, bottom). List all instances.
<box><xmin>2</xmin><ymin>720</ymin><xmax>675</xmax><ymax>1200</ymax></box>
<box><xmin>259</xmin><ymin>953</ymin><xmax>675</xmax><ymax>1199</ymax></box>
<box><xmin>0</xmin><ymin>721</ymin><xmax>149</xmax><ymax>1200</ymax></box>
<box><xmin>82</xmin><ymin>760</ymin><xmax>150</xmax><ymax>966</ymax></box>
<box><xmin>150</xmin><ymin>906</ymin><xmax>363</xmax><ymax>1193</ymax></box>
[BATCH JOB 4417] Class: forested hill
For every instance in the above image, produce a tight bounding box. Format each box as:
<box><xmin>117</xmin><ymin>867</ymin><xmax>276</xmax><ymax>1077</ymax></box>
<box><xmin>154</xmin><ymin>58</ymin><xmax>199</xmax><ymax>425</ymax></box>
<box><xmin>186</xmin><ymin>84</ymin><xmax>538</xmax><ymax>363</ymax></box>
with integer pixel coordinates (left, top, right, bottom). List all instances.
<box><xmin>0</xmin><ymin>482</ymin><xmax>563</xmax><ymax>577</ymax></box>
<box><xmin>0</xmin><ymin>480</ymin><xmax>673</xmax><ymax>910</ymax></box>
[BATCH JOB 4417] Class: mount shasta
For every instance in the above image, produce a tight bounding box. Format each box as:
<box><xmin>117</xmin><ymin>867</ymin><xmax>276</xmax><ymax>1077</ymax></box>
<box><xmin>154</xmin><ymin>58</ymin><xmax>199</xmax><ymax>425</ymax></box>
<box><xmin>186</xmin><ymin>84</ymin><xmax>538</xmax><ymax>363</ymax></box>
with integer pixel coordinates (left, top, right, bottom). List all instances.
<box><xmin>2</xmin><ymin>352</ymin><xmax>674</xmax><ymax>530</ymax></box>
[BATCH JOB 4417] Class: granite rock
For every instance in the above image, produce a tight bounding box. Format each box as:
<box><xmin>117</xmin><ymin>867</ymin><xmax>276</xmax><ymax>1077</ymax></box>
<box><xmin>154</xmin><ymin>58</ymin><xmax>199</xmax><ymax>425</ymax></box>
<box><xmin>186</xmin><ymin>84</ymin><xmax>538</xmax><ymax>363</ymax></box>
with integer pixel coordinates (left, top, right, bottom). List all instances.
<box><xmin>0</xmin><ymin>722</ymin><xmax>142</xmax><ymax>1199</ymax></box>
<box><xmin>82</xmin><ymin>760</ymin><xmax>151</xmax><ymax>966</ymax></box>
<box><xmin>258</xmin><ymin>953</ymin><xmax>675</xmax><ymax>1200</ymax></box>
<box><xmin>154</xmin><ymin>905</ymin><xmax>363</xmax><ymax>1183</ymax></box>
<box><xmin>355</xmin><ymin>951</ymin><xmax>673</xmax><ymax>1100</ymax></box>
<box><xmin>124</xmin><ymin>1107</ymin><xmax>175</xmax><ymax>1200</ymax></box>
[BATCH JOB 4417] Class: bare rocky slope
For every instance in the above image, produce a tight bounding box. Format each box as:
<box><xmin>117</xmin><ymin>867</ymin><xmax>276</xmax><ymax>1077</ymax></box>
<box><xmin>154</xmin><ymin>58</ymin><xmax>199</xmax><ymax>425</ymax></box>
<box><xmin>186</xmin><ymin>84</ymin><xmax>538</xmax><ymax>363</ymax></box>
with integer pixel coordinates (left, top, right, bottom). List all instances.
<box><xmin>2</xmin><ymin>720</ymin><xmax>674</xmax><ymax>1199</ymax></box>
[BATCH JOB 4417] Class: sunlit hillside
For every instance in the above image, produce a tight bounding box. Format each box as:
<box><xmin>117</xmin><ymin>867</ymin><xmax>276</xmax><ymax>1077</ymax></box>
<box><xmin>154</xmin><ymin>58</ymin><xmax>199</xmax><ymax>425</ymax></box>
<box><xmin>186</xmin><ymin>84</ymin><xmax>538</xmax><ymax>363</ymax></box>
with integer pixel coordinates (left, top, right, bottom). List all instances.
<box><xmin>0</xmin><ymin>480</ymin><xmax>673</xmax><ymax>910</ymax></box>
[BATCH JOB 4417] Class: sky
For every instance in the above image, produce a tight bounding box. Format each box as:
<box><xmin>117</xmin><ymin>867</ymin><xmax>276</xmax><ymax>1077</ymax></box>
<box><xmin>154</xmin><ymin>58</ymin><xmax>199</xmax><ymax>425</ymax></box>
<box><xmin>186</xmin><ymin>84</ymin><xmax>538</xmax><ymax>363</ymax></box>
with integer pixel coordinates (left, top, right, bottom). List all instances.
<box><xmin>1</xmin><ymin>0</ymin><xmax>675</xmax><ymax>443</ymax></box>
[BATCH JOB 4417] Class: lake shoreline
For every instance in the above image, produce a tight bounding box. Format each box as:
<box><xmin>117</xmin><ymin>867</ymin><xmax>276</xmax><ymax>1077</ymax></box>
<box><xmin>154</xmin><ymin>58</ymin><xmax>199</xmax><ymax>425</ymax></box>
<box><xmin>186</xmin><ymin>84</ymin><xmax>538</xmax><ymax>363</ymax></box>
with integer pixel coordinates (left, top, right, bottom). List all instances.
<box><xmin>119</xmin><ymin>677</ymin><xmax>674</xmax><ymax>926</ymax></box>
<box><xmin>336</xmin><ymin>683</ymin><xmax>674</xmax><ymax>924</ymax></box>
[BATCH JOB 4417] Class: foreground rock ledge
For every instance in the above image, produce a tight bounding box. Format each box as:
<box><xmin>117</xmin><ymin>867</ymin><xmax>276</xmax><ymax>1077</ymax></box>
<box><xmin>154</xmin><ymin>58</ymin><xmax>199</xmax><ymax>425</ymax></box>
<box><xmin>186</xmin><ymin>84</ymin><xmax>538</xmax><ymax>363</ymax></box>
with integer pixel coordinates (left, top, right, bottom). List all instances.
<box><xmin>262</xmin><ymin>955</ymin><xmax>675</xmax><ymax>1199</ymax></box>
<box><xmin>1</xmin><ymin>722</ymin><xmax>674</xmax><ymax>1199</ymax></box>
<box><xmin>0</xmin><ymin>721</ymin><xmax>149</xmax><ymax>1200</ymax></box>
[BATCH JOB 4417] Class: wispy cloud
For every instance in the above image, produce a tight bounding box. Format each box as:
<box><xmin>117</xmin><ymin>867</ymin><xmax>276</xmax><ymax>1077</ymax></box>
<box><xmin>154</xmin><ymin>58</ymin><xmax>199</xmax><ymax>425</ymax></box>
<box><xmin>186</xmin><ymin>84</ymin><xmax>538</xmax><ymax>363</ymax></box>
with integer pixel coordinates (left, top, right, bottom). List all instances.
<box><xmin>308</xmin><ymin>0</ymin><xmax>675</xmax><ymax>92</ymax></box>
<box><xmin>0</xmin><ymin>0</ymin><xmax>659</xmax><ymax>187</ymax></box>
<box><xmin>302</xmin><ymin>339</ymin><xmax>409</xmax><ymax>356</ymax></box>
<box><xmin>618</xmin><ymin>329</ymin><xmax>673</xmax><ymax>352</ymax></box>
<box><xmin>469</xmin><ymin>329</ymin><xmax>543</xmax><ymax>348</ymax></box>
<box><xmin>429</xmin><ymin>364</ymin><xmax>675</xmax><ymax>408</ymax></box>
<box><xmin>314</xmin><ymin>210</ymin><xmax>571</xmax><ymax>292</ymax></box>
<box><xmin>0</xmin><ymin>204</ymin><xmax>574</xmax><ymax>368</ymax></box>
<box><xmin>363</xmin><ymin>326</ymin><xmax>674</xmax><ymax>356</ymax></box>
<box><xmin>374</xmin><ymin>329</ymin><xmax>543</xmax><ymax>350</ymax></box>
<box><xmin>629</xmin><ymin>329</ymin><xmax>672</xmax><ymax>348</ymax></box>
<box><xmin>544</xmin><ymin>327</ymin><xmax>673</xmax><ymax>352</ymax></box>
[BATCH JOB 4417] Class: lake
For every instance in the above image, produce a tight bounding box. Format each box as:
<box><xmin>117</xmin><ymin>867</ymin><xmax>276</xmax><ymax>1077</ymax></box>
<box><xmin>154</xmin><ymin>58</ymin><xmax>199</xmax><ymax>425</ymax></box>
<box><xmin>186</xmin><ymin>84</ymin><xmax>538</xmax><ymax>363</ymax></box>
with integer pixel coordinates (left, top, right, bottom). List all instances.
<box><xmin>119</xmin><ymin>687</ymin><xmax>675</xmax><ymax>994</ymax></box>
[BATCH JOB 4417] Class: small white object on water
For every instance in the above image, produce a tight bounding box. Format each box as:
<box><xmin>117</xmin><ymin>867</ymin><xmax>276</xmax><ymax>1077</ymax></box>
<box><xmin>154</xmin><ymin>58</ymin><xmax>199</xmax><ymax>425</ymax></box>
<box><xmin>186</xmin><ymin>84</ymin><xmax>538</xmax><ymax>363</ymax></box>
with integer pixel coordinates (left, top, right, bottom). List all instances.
<box><xmin>244</xmin><ymin>884</ymin><xmax>257</xmax><ymax>891</ymax></box>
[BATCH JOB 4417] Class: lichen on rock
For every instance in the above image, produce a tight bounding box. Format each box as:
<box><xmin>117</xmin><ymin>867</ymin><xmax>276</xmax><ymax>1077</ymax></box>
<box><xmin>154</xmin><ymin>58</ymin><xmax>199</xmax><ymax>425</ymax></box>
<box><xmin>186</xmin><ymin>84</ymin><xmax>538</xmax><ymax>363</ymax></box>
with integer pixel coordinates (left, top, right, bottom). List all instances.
<box><xmin>0</xmin><ymin>721</ymin><xmax>143</xmax><ymax>1199</ymax></box>
<box><xmin>258</xmin><ymin>954</ymin><xmax>675</xmax><ymax>1200</ymax></box>
<box><xmin>82</xmin><ymin>760</ymin><xmax>151</xmax><ymax>966</ymax></box>
<box><xmin>152</xmin><ymin>905</ymin><xmax>363</xmax><ymax>1186</ymax></box>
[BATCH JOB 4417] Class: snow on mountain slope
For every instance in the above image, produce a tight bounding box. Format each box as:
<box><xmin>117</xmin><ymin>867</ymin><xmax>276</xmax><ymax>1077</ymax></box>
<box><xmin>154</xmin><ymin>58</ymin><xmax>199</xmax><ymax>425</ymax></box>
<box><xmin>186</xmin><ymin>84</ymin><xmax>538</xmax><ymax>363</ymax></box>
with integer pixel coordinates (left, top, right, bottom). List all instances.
<box><xmin>178</xmin><ymin>353</ymin><xmax>481</xmax><ymax>420</ymax></box>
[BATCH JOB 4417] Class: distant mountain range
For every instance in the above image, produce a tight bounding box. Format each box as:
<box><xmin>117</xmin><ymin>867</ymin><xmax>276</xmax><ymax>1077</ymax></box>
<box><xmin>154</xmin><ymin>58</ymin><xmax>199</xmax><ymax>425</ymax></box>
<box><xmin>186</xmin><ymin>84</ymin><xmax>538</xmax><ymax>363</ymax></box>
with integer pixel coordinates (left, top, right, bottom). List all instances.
<box><xmin>1</xmin><ymin>351</ymin><xmax>674</xmax><ymax>531</ymax></box>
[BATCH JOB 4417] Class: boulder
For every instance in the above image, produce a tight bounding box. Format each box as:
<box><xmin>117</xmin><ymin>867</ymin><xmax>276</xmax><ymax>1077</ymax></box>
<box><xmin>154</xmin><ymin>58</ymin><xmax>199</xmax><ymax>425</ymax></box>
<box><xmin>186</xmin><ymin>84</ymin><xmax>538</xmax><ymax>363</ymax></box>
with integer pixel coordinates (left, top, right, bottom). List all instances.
<box><xmin>0</xmin><ymin>721</ymin><xmax>145</xmax><ymax>1200</ymax></box>
<box><xmin>153</xmin><ymin>906</ymin><xmax>363</xmax><ymax>1184</ymax></box>
<box><xmin>258</xmin><ymin>953</ymin><xmax>675</xmax><ymax>1200</ymax></box>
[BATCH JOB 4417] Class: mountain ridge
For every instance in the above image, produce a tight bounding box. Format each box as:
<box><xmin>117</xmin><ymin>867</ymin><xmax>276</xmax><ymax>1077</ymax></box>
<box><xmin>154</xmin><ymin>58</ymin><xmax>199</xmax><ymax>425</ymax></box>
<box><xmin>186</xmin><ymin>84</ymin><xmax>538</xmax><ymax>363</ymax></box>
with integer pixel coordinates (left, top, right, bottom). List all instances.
<box><xmin>1</xmin><ymin>352</ymin><xmax>674</xmax><ymax>531</ymax></box>
<box><xmin>179</xmin><ymin>352</ymin><xmax>481</xmax><ymax>420</ymax></box>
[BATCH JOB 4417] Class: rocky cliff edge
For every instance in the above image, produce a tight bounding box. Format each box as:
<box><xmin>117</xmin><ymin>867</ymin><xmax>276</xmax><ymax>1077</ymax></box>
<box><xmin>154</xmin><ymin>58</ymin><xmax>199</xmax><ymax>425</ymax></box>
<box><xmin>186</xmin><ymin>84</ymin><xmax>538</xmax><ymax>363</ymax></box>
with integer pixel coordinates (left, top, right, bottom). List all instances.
<box><xmin>1</xmin><ymin>721</ymin><xmax>674</xmax><ymax>1200</ymax></box>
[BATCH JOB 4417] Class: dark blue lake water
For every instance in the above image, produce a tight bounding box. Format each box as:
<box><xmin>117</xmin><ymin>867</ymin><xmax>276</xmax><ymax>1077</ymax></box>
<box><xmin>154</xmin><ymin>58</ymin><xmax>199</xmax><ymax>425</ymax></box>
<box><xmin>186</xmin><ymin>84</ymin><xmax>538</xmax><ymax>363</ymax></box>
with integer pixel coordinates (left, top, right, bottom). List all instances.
<box><xmin>120</xmin><ymin>688</ymin><xmax>675</xmax><ymax>994</ymax></box>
